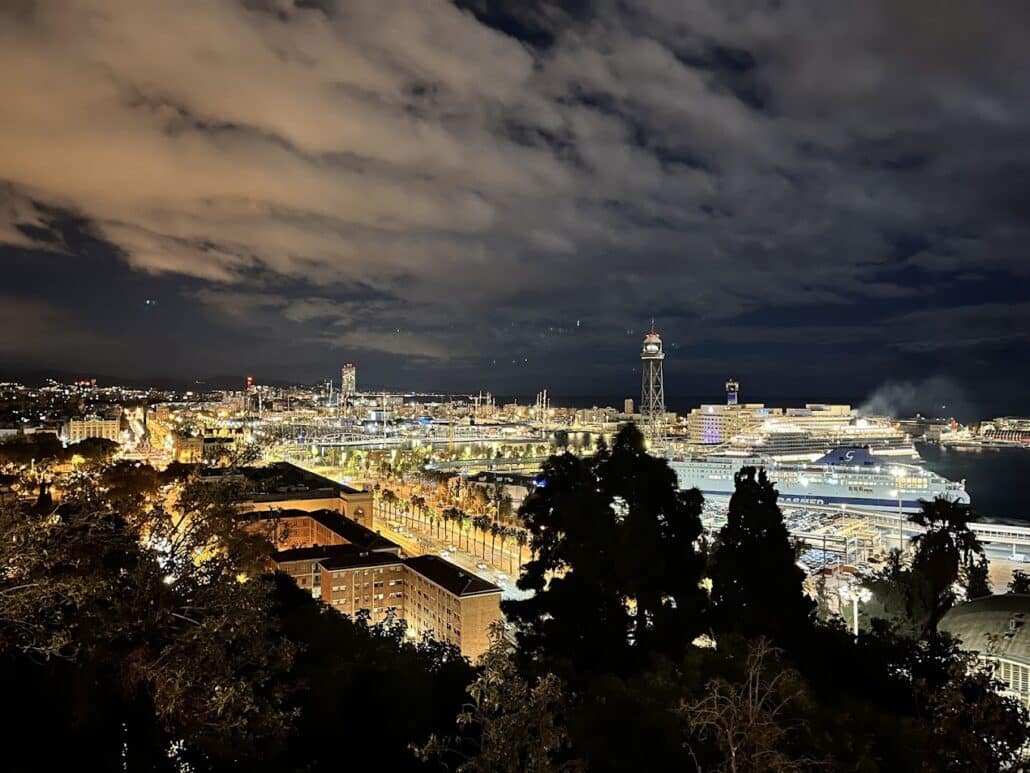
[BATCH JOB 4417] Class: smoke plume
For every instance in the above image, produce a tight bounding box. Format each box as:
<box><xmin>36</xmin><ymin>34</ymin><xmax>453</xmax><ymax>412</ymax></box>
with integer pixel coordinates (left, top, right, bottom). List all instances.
<box><xmin>858</xmin><ymin>377</ymin><xmax>973</xmax><ymax>420</ymax></box>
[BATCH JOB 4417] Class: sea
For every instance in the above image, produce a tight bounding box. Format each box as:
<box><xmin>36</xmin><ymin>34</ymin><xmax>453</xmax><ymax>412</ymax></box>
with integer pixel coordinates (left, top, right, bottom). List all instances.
<box><xmin>493</xmin><ymin>393</ymin><xmax>1030</xmax><ymax>525</ymax></box>
<box><xmin>916</xmin><ymin>444</ymin><xmax>1030</xmax><ymax>524</ymax></box>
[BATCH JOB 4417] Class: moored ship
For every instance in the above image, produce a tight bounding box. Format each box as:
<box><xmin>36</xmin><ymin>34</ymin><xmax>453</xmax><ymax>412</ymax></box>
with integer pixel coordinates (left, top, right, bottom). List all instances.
<box><xmin>667</xmin><ymin>446</ymin><xmax>968</xmax><ymax>513</ymax></box>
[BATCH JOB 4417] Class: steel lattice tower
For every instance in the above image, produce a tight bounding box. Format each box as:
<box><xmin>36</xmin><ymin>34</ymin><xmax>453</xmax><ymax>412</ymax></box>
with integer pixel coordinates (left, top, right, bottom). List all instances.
<box><xmin>640</xmin><ymin>322</ymin><xmax>665</xmax><ymax>440</ymax></box>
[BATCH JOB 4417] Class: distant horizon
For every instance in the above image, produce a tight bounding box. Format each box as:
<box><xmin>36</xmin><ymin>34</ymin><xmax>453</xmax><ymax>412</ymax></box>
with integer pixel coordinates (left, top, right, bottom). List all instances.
<box><xmin>1</xmin><ymin>368</ymin><xmax>1020</xmax><ymax>423</ymax></box>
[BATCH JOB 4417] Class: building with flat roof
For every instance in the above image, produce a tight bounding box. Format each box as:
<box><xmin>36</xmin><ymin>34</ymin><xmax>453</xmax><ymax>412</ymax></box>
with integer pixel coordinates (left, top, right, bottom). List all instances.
<box><xmin>686</xmin><ymin>403</ymin><xmax>780</xmax><ymax>444</ymax></box>
<box><xmin>341</xmin><ymin>363</ymin><xmax>356</xmax><ymax>396</ymax></box>
<box><xmin>259</xmin><ymin>508</ymin><xmax>397</xmax><ymax>553</ymax></box>
<box><xmin>940</xmin><ymin>594</ymin><xmax>1030</xmax><ymax>708</ymax></box>
<box><xmin>274</xmin><ymin>543</ymin><xmax>378</xmax><ymax>595</ymax></box>
<box><xmin>207</xmin><ymin>461</ymin><xmax>374</xmax><ymax>526</ymax></box>
<box><xmin>403</xmin><ymin>555</ymin><xmax>503</xmax><ymax>660</ymax></box>
<box><xmin>321</xmin><ymin>550</ymin><xmax>407</xmax><ymax>622</ymax></box>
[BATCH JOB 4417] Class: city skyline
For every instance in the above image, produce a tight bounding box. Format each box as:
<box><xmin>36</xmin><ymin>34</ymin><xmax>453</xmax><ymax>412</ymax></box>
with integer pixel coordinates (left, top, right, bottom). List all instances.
<box><xmin>1</xmin><ymin>1</ymin><xmax>1028</xmax><ymax>405</ymax></box>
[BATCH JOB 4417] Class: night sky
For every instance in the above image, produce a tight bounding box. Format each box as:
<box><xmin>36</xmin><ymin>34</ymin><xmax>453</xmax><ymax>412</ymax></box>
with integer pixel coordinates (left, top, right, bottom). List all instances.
<box><xmin>1</xmin><ymin>1</ymin><xmax>1028</xmax><ymax>411</ymax></box>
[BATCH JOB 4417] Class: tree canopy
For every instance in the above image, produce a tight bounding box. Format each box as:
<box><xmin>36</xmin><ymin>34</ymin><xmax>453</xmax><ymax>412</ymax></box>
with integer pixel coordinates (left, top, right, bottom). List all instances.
<box><xmin>3</xmin><ymin>425</ymin><xmax>1026</xmax><ymax>772</ymax></box>
<box><xmin>505</xmin><ymin>424</ymin><xmax>708</xmax><ymax>680</ymax></box>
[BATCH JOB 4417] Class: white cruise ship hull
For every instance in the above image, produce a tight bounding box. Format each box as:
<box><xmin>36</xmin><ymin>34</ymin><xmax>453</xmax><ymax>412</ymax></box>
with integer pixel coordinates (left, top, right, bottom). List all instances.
<box><xmin>667</xmin><ymin>447</ymin><xmax>969</xmax><ymax>514</ymax></box>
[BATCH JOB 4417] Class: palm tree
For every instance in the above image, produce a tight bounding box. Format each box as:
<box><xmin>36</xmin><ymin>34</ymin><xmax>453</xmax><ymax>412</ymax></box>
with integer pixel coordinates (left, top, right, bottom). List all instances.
<box><xmin>515</xmin><ymin>528</ymin><xmax>528</xmax><ymax>572</ymax></box>
<box><xmin>408</xmin><ymin>493</ymin><xmax>420</xmax><ymax>528</ymax></box>
<box><xmin>410</xmin><ymin>494</ymin><xmax>425</xmax><ymax>528</ymax></box>
<box><xmin>452</xmin><ymin>508</ymin><xmax>467</xmax><ymax>549</ymax></box>
<box><xmin>490</xmin><ymin>521</ymin><xmax>502</xmax><ymax>564</ymax></box>
<box><xmin>449</xmin><ymin>507</ymin><xmax>462</xmax><ymax>544</ymax></box>
<box><xmin>472</xmin><ymin>515</ymin><xmax>489</xmax><ymax>559</ymax></box>
<box><xmin>458</xmin><ymin>511</ymin><xmax>471</xmax><ymax>551</ymax></box>
<box><xmin>444</xmin><ymin>507</ymin><xmax>458</xmax><ymax>543</ymax></box>
<box><xmin>498</xmin><ymin>527</ymin><xmax>512</xmax><ymax>573</ymax></box>
<box><xmin>399</xmin><ymin>499</ymin><xmax>409</xmax><ymax>527</ymax></box>
<box><xmin>440</xmin><ymin>507</ymin><xmax>451</xmax><ymax>542</ymax></box>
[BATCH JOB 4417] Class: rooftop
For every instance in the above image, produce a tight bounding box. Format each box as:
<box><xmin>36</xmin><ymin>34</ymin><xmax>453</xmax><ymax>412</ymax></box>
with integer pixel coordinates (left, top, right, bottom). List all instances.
<box><xmin>940</xmin><ymin>594</ymin><xmax>1030</xmax><ymax>665</ymax></box>
<box><xmin>404</xmin><ymin>555</ymin><xmax>501</xmax><ymax>597</ymax></box>
<box><xmin>272</xmin><ymin>543</ymin><xmax>367</xmax><ymax>564</ymax></box>
<box><xmin>259</xmin><ymin>508</ymin><xmax>399</xmax><ymax>552</ymax></box>
<box><xmin>208</xmin><ymin>461</ymin><xmax>365</xmax><ymax>497</ymax></box>
<box><xmin>468</xmin><ymin>471</ymin><xmax>537</xmax><ymax>486</ymax></box>
<box><xmin>320</xmin><ymin>546</ymin><xmax>405</xmax><ymax>571</ymax></box>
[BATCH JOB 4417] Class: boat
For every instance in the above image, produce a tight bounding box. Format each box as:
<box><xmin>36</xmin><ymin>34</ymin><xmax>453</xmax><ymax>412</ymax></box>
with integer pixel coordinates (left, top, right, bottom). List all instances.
<box><xmin>666</xmin><ymin>446</ymin><xmax>968</xmax><ymax>513</ymax></box>
<box><xmin>721</xmin><ymin>422</ymin><xmax>920</xmax><ymax>462</ymax></box>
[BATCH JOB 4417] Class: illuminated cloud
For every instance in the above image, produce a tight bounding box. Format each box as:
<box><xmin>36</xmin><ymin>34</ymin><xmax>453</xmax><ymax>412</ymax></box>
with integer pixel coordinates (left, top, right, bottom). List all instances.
<box><xmin>0</xmin><ymin>0</ymin><xmax>1027</xmax><ymax>392</ymax></box>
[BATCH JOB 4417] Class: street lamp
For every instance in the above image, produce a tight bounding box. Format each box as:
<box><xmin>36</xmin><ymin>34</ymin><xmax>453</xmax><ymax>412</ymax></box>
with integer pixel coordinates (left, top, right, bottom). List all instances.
<box><xmin>838</xmin><ymin>584</ymin><xmax>872</xmax><ymax>637</ymax></box>
<box><xmin>889</xmin><ymin>487</ymin><xmax>904</xmax><ymax>553</ymax></box>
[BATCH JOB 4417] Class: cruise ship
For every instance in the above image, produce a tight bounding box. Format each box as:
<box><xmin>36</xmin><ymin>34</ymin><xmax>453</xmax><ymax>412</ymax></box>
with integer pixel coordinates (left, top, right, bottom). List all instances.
<box><xmin>721</xmin><ymin>420</ymin><xmax>920</xmax><ymax>462</ymax></box>
<box><xmin>667</xmin><ymin>447</ymin><xmax>969</xmax><ymax>513</ymax></box>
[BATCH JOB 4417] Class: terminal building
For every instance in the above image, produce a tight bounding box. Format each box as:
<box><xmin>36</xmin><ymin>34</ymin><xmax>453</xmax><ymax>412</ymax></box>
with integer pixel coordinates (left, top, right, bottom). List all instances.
<box><xmin>687</xmin><ymin>403</ymin><xmax>780</xmax><ymax>444</ymax></box>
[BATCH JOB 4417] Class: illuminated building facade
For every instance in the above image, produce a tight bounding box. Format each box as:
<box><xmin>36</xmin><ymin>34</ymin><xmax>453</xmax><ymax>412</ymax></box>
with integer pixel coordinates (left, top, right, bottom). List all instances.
<box><xmin>687</xmin><ymin>403</ymin><xmax>774</xmax><ymax>444</ymax></box>
<box><xmin>342</xmin><ymin>363</ymin><xmax>357</xmax><ymax>397</ymax></box>
<box><xmin>64</xmin><ymin>413</ymin><xmax>121</xmax><ymax>443</ymax></box>
<box><xmin>265</xmin><ymin>508</ymin><xmax>501</xmax><ymax>659</ymax></box>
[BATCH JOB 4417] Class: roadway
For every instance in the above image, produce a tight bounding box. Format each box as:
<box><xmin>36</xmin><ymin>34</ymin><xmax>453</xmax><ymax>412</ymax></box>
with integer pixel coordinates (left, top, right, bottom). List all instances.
<box><xmin>371</xmin><ymin>504</ymin><xmax>531</xmax><ymax>602</ymax></box>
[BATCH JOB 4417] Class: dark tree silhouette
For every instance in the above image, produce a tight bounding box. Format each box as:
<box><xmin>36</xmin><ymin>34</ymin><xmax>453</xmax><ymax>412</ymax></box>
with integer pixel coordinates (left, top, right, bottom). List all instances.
<box><xmin>505</xmin><ymin>424</ymin><xmax>707</xmax><ymax>679</ymax></box>
<box><xmin>909</xmin><ymin>497</ymin><xmax>986</xmax><ymax>637</ymax></box>
<box><xmin>417</xmin><ymin>634</ymin><xmax>581</xmax><ymax>773</ymax></box>
<box><xmin>708</xmin><ymin>467</ymin><xmax>815</xmax><ymax>647</ymax></box>
<box><xmin>1009</xmin><ymin>569</ymin><xmax>1030</xmax><ymax>594</ymax></box>
<box><xmin>964</xmin><ymin>555</ymin><xmax>992</xmax><ymax>600</ymax></box>
<box><xmin>0</xmin><ymin>472</ymin><xmax>476</xmax><ymax>772</ymax></box>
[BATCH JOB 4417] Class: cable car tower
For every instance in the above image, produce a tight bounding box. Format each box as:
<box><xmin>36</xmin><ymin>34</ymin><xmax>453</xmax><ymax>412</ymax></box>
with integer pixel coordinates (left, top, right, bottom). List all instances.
<box><xmin>640</xmin><ymin>320</ymin><xmax>666</xmax><ymax>442</ymax></box>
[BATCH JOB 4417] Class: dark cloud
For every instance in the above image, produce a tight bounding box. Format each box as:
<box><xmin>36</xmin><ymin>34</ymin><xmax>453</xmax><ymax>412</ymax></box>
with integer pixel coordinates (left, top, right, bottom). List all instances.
<box><xmin>0</xmin><ymin>0</ymin><xmax>1028</xmax><ymax>406</ymax></box>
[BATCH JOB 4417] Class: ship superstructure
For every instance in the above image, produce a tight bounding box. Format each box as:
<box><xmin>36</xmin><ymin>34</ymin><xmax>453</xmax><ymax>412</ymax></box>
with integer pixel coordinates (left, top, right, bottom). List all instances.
<box><xmin>723</xmin><ymin>417</ymin><xmax>919</xmax><ymax>462</ymax></box>
<box><xmin>667</xmin><ymin>446</ymin><xmax>968</xmax><ymax>513</ymax></box>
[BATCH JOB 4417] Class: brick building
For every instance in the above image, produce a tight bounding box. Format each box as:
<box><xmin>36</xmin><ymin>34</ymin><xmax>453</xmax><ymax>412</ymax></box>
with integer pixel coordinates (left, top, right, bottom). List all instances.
<box><xmin>204</xmin><ymin>461</ymin><xmax>374</xmax><ymax>526</ymax></box>
<box><xmin>403</xmin><ymin>555</ymin><xmax>504</xmax><ymax>660</ymax></box>
<box><xmin>266</xmin><ymin>507</ymin><xmax>501</xmax><ymax>660</ymax></box>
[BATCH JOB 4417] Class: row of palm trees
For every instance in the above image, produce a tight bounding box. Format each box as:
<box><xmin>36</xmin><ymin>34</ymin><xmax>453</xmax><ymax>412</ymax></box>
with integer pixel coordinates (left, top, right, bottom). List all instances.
<box><xmin>376</xmin><ymin>489</ymin><xmax>528</xmax><ymax>574</ymax></box>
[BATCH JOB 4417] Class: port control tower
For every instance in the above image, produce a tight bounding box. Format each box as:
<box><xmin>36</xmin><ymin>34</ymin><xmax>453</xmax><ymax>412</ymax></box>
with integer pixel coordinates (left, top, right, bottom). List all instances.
<box><xmin>725</xmin><ymin>378</ymin><xmax>740</xmax><ymax>406</ymax></box>
<box><xmin>640</xmin><ymin>322</ymin><xmax>666</xmax><ymax>440</ymax></box>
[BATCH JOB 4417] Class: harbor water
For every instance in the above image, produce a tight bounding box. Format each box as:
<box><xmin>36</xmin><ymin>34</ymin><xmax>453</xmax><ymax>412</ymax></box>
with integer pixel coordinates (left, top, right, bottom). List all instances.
<box><xmin>917</xmin><ymin>443</ymin><xmax>1030</xmax><ymax>523</ymax></box>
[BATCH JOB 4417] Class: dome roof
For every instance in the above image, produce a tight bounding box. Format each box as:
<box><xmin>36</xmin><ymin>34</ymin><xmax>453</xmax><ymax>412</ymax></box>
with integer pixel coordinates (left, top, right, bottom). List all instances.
<box><xmin>940</xmin><ymin>594</ymin><xmax>1030</xmax><ymax>665</ymax></box>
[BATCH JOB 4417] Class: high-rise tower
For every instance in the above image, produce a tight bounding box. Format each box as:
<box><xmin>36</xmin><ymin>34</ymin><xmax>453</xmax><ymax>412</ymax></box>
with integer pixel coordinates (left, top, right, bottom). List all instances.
<box><xmin>640</xmin><ymin>322</ymin><xmax>665</xmax><ymax>440</ymax></box>
<box><xmin>341</xmin><ymin>362</ymin><xmax>358</xmax><ymax>395</ymax></box>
